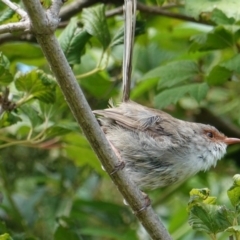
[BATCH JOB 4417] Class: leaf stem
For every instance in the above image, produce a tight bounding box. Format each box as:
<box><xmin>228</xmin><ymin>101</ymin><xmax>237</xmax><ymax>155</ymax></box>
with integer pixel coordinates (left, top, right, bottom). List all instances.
<box><xmin>76</xmin><ymin>49</ymin><xmax>109</xmax><ymax>79</ymax></box>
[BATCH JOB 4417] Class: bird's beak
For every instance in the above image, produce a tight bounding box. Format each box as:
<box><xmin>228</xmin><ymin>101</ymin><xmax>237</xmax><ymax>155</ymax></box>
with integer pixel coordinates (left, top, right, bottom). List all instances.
<box><xmin>224</xmin><ymin>137</ymin><xmax>240</xmax><ymax>145</ymax></box>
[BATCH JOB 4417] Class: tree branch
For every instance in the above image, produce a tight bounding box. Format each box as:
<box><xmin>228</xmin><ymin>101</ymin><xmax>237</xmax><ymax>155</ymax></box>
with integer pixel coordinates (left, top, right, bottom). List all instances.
<box><xmin>136</xmin><ymin>2</ymin><xmax>208</xmax><ymax>24</ymax></box>
<box><xmin>59</xmin><ymin>0</ymin><xmax>101</xmax><ymax>21</ymax></box>
<box><xmin>21</xmin><ymin>0</ymin><xmax>172</xmax><ymax>239</ymax></box>
<box><xmin>0</xmin><ymin>21</ymin><xmax>30</xmax><ymax>34</ymax></box>
<box><xmin>1</xmin><ymin>0</ymin><xmax>27</xmax><ymax>19</ymax></box>
<box><xmin>0</xmin><ymin>1</ymin><xmax>210</xmax><ymax>44</ymax></box>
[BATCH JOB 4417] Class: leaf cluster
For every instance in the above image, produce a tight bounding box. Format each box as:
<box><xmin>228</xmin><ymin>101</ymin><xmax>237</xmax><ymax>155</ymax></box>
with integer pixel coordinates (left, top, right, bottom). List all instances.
<box><xmin>188</xmin><ymin>174</ymin><xmax>240</xmax><ymax>240</ymax></box>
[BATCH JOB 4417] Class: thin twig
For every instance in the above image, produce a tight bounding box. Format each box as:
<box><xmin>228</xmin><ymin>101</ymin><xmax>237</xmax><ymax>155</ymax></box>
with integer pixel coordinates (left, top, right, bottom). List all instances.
<box><xmin>0</xmin><ymin>21</ymin><xmax>30</xmax><ymax>34</ymax></box>
<box><xmin>106</xmin><ymin>2</ymin><xmax>210</xmax><ymax>25</ymax></box>
<box><xmin>106</xmin><ymin>3</ymin><xmax>183</xmax><ymax>17</ymax></box>
<box><xmin>1</xmin><ymin>0</ymin><xmax>27</xmax><ymax>19</ymax></box>
<box><xmin>136</xmin><ymin>2</ymin><xmax>210</xmax><ymax>25</ymax></box>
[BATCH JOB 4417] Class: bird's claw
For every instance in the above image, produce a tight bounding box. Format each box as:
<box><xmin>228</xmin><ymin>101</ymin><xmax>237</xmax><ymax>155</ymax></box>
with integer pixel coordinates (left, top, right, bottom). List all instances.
<box><xmin>110</xmin><ymin>161</ymin><xmax>125</xmax><ymax>175</ymax></box>
<box><xmin>135</xmin><ymin>192</ymin><xmax>151</xmax><ymax>213</ymax></box>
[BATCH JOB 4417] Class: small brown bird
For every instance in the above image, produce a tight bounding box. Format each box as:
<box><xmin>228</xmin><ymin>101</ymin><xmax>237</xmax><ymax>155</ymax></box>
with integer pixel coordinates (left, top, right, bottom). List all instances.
<box><xmin>94</xmin><ymin>101</ymin><xmax>240</xmax><ymax>190</ymax></box>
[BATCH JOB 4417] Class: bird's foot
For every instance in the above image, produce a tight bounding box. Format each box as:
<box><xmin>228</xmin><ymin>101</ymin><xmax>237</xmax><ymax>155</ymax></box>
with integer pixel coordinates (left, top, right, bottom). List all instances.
<box><xmin>111</xmin><ymin>160</ymin><xmax>125</xmax><ymax>175</ymax></box>
<box><xmin>107</xmin><ymin>139</ymin><xmax>125</xmax><ymax>175</ymax></box>
<box><xmin>135</xmin><ymin>192</ymin><xmax>151</xmax><ymax>213</ymax></box>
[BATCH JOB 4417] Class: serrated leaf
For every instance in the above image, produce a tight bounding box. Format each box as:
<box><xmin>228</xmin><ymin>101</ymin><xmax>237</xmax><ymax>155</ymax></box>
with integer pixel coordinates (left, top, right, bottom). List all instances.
<box><xmin>140</xmin><ymin>60</ymin><xmax>199</xmax><ymax>89</ymax></box>
<box><xmin>15</xmin><ymin>70</ymin><xmax>56</xmax><ymax>104</ymax></box>
<box><xmin>45</xmin><ymin>123</ymin><xmax>79</xmax><ymax>138</ymax></box>
<box><xmin>225</xmin><ymin>226</ymin><xmax>240</xmax><ymax>233</ymax></box>
<box><xmin>189</xmin><ymin>82</ymin><xmax>209</xmax><ymax>102</ymax></box>
<box><xmin>188</xmin><ymin>188</ymin><xmax>216</xmax><ymax>211</ymax></box>
<box><xmin>110</xmin><ymin>21</ymin><xmax>145</xmax><ymax>48</ymax></box>
<box><xmin>189</xmin><ymin>204</ymin><xmax>234</xmax><ymax>234</ymax></box>
<box><xmin>190</xmin><ymin>188</ymin><xmax>210</xmax><ymax>199</ymax></box>
<box><xmin>19</xmin><ymin>105</ymin><xmax>42</xmax><ymax>127</ymax></box>
<box><xmin>110</xmin><ymin>26</ymin><xmax>124</xmax><ymax>48</ymax></box>
<box><xmin>0</xmin><ymin>53</ymin><xmax>13</xmax><ymax>85</ymax></box>
<box><xmin>155</xmin><ymin>60</ymin><xmax>199</xmax><ymax>88</ymax></box>
<box><xmin>227</xmin><ymin>174</ymin><xmax>240</xmax><ymax>207</ymax></box>
<box><xmin>207</xmin><ymin>66</ymin><xmax>231</xmax><ymax>85</ymax></box>
<box><xmin>154</xmin><ymin>83</ymin><xmax>208</xmax><ymax>108</ymax></box>
<box><xmin>0</xmin><ymin>112</ymin><xmax>22</xmax><ymax>128</ymax></box>
<box><xmin>82</xmin><ymin>4</ymin><xmax>110</xmax><ymax>49</ymax></box>
<box><xmin>221</xmin><ymin>54</ymin><xmax>240</xmax><ymax>74</ymax></box>
<box><xmin>185</xmin><ymin>0</ymin><xmax>240</xmax><ymax>21</ymax></box>
<box><xmin>59</xmin><ymin>18</ymin><xmax>91</xmax><ymax>65</ymax></box>
<box><xmin>190</xmin><ymin>26</ymin><xmax>233</xmax><ymax>52</ymax></box>
<box><xmin>211</xmin><ymin>8</ymin><xmax>235</xmax><ymax>25</ymax></box>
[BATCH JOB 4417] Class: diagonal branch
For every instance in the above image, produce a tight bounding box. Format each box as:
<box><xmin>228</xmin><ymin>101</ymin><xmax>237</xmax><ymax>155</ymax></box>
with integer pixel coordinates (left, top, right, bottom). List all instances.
<box><xmin>21</xmin><ymin>0</ymin><xmax>172</xmax><ymax>239</ymax></box>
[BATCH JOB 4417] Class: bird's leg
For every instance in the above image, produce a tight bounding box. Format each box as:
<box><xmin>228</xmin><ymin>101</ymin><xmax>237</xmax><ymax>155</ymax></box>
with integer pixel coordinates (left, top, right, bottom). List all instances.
<box><xmin>107</xmin><ymin>140</ymin><xmax>125</xmax><ymax>174</ymax></box>
<box><xmin>135</xmin><ymin>191</ymin><xmax>151</xmax><ymax>213</ymax></box>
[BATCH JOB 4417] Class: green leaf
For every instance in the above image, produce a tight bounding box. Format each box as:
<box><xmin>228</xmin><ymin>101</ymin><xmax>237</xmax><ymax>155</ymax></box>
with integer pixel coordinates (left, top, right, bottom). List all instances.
<box><xmin>154</xmin><ymin>83</ymin><xmax>208</xmax><ymax>108</ymax></box>
<box><xmin>0</xmin><ymin>53</ymin><xmax>13</xmax><ymax>85</ymax></box>
<box><xmin>188</xmin><ymin>188</ymin><xmax>217</xmax><ymax>211</ymax></box>
<box><xmin>19</xmin><ymin>105</ymin><xmax>42</xmax><ymax>127</ymax></box>
<box><xmin>0</xmin><ymin>233</ymin><xmax>12</xmax><ymax>240</ymax></box>
<box><xmin>59</xmin><ymin>18</ymin><xmax>91</xmax><ymax>65</ymax></box>
<box><xmin>0</xmin><ymin>222</ymin><xmax>8</xmax><ymax>234</ymax></box>
<box><xmin>80</xmin><ymin>72</ymin><xmax>117</xmax><ymax>99</ymax></box>
<box><xmin>206</xmin><ymin>66</ymin><xmax>231</xmax><ymax>85</ymax></box>
<box><xmin>64</xmin><ymin>133</ymin><xmax>102</xmax><ymax>174</ymax></box>
<box><xmin>189</xmin><ymin>188</ymin><xmax>210</xmax><ymax>199</ymax></box>
<box><xmin>190</xmin><ymin>26</ymin><xmax>233</xmax><ymax>51</ymax></box>
<box><xmin>110</xmin><ymin>21</ymin><xmax>145</xmax><ymax>48</ymax></box>
<box><xmin>185</xmin><ymin>0</ymin><xmax>240</xmax><ymax>21</ymax></box>
<box><xmin>0</xmin><ymin>8</ymin><xmax>15</xmax><ymax>24</ymax></box>
<box><xmin>71</xmin><ymin>199</ymin><xmax>133</xmax><ymax>227</ymax></box>
<box><xmin>189</xmin><ymin>83</ymin><xmax>209</xmax><ymax>102</ymax></box>
<box><xmin>110</xmin><ymin>26</ymin><xmax>124</xmax><ymax>48</ymax></box>
<box><xmin>82</xmin><ymin>4</ymin><xmax>110</xmax><ymax>50</ymax></box>
<box><xmin>131</xmin><ymin>78</ymin><xmax>158</xmax><ymax>100</ymax></box>
<box><xmin>189</xmin><ymin>204</ymin><xmax>234</xmax><ymax>234</ymax></box>
<box><xmin>225</xmin><ymin>226</ymin><xmax>240</xmax><ymax>233</ymax></box>
<box><xmin>157</xmin><ymin>60</ymin><xmax>199</xmax><ymax>88</ymax></box>
<box><xmin>211</xmin><ymin>8</ymin><xmax>235</xmax><ymax>25</ymax></box>
<box><xmin>221</xmin><ymin>54</ymin><xmax>240</xmax><ymax>74</ymax></box>
<box><xmin>0</xmin><ymin>43</ymin><xmax>43</xmax><ymax>61</ymax></box>
<box><xmin>227</xmin><ymin>174</ymin><xmax>240</xmax><ymax>207</ymax></box>
<box><xmin>15</xmin><ymin>70</ymin><xmax>56</xmax><ymax>104</ymax></box>
<box><xmin>140</xmin><ymin>60</ymin><xmax>199</xmax><ymax>89</ymax></box>
<box><xmin>54</xmin><ymin>225</ymin><xmax>82</xmax><ymax>240</ymax></box>
<box><xmin>0</xmin><ymin>112</ymin><xmax>22</xmax><ymax>128</ymax></box>
<box><xmin>45</xmin><ymin>123</ymin><xmax>79</xmax><ymax>138</ymax></box>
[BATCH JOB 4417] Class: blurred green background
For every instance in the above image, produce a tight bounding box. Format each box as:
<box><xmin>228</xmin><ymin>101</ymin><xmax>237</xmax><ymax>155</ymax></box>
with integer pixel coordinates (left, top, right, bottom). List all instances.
<box><xmin>0</xmin><ymin>0</ymin><xmax>240</xmax><ymax>239</ymax></box>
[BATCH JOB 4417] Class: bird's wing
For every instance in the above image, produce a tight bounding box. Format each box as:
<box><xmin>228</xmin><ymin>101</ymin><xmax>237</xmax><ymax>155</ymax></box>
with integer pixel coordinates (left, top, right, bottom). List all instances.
<box><xmin>93</xmin><ymin>101</ymin><xmax>176</xmax><ymax>137</ymax></box>
<box><xmin>93</xmin><ymin>109</ymin><xmax>139</xmax><ymax>130</ymax></box>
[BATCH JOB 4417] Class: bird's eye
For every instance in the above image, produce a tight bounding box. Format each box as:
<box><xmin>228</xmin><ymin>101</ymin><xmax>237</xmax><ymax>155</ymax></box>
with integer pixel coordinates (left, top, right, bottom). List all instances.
<box><xmin>206</xmin><ymin>131</ymin><xmax>214</xmax><ymax>138</ymax></box>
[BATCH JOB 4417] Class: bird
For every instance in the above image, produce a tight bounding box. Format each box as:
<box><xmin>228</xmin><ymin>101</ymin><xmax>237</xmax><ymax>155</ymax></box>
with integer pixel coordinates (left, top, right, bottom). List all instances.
<box><xmin>93</xmin><ymin>101</ymin><xmax>240</xmax><ymax>190</ymax></box>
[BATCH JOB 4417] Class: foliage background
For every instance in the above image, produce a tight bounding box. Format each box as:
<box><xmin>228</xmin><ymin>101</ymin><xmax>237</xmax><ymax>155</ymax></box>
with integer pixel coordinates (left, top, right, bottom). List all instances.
<box><xmin>0</xmin><ymin>0</ymin><xmax>240</xmax><ymax>239</ymax></box>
